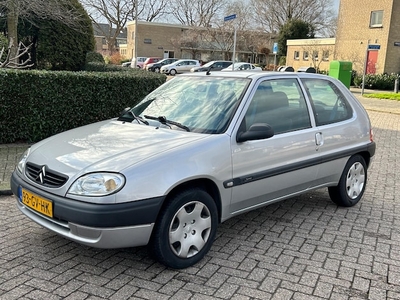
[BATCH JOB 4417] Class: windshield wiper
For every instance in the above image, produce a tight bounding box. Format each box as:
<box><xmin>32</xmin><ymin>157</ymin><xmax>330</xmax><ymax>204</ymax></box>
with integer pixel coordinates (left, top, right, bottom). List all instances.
<box><xmin>118</xmin><ymin>108</ymin><xmax>149</xmax><ymax>125</ymax></box>
<box><xmin>128</xmin><ymin>111</ymin><xmax>149</xmax><ymax>125</ymax></box>
<box><xmin>144</xmin><ymin>115</ymin><xmax>190</xmax><ymax>132</ymax></box>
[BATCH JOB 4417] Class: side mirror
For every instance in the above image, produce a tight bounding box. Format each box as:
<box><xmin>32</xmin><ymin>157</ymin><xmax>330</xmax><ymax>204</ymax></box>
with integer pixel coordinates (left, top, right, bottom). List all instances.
<box><xmin>236</xmin><ymin>123</ymin><xmax>274</xmax><ymax>143</ymax></box>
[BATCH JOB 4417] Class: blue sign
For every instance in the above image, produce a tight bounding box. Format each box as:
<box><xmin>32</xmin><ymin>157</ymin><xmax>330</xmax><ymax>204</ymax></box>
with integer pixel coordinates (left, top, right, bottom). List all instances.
<box><xmin>224</xmin><ymin>14</ymin><xmax>237</xmax><ymax>22</ymax></box>
<box><xmin>368</xmin><ymin>44</ymin><xmax>380</xmax><ymax>50</ymax></box>
<box><xmin>273</xmin><ymin>42</ymin><xmax>278</xmax><ymax>54</ymax></box>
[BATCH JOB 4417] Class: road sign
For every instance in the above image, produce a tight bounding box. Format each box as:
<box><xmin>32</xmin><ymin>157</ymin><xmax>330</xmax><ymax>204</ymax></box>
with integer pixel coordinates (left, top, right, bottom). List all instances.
<box><xmin>273</xmin><ymin>42</ymin><xmax>278</xmax><ymax>54</ymax></box>
<box><xmin>368</xmin><ymin>44</ymin><xmax>380</xmax><ymax>50</ymax></box>
<box><xmin>224</xmin><ymin>14</ymin><xmax>237</xmax><ymax>22</ymax></box>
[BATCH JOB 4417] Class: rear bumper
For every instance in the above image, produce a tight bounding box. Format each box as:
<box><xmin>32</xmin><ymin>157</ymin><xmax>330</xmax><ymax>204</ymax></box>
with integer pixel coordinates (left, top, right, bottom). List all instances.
<box><xmin>11</xmin><ymin>171</ymin><xmax>165</xmax><ymax>248</ymax></box>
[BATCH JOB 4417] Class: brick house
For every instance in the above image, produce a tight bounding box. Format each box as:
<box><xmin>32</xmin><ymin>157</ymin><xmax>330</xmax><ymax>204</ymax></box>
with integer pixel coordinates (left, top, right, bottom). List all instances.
<box><xmin>123</xmin><ymin>21</ymin><xmax>276</xmax><ymax>64</ymax></box>
<box><xmin>286</xmin><ymin>0</ymin><xmax>400</xmax><ymax>74</ymax></box>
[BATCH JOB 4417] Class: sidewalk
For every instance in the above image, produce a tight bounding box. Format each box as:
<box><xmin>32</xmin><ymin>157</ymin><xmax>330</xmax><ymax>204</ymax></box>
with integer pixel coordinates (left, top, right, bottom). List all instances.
<box><xmin>1</xmin><ymin>89</ymin><xmax>400</xmax><ymax>195</ymax></box>
<box><xmin>0</xmin><ymin>144</ymin><xmax>29</xmax><ymax>194</ymax></box>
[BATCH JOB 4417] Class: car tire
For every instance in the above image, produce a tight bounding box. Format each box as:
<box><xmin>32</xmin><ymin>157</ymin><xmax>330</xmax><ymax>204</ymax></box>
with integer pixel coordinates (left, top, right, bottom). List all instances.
<box><xmin>150</xmin><ymin>188</ymin><xmax>218</xmax><ymax>269</ymax></box>
<box><xmin>170</xmin><ymin>69</ymin><xmax>177</xmax><ymax>76</ymax></box>
<box><xmin>328</xmin><ymin>154</ymin><xmax>367</xmax><ymax>207</ymax></box>
<box><xmin>154</xmin><ymin>67</ymin><xmax>160</xmax><ymax>73</ymax></box>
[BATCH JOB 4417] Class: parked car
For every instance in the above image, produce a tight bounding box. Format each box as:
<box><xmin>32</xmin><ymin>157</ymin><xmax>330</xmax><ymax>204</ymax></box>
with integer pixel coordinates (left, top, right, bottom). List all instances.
<box><xmin>121</xmin><ymin>62</ymin><xmax>131</xmax><ymax>67</ymax></box>
<box><xmin>190</xmin><ymin>60</ymin><xmax>232</xmax><ymax>72</ymax></box>
<box><xmin>12</xmin><ymin>72</ymin><xmax>375</xmax><ymax>269</ymax></box>
<box><xmin>160</xmin><ymin>59</ymin><xmax>200</xmax><ymax>75</ymax></box>
<box><xmin>130</xmin><ymin>57</ymin><xmax>147</xmax><ymax>69</ymax></box>
<box><xmin>146</xmin><ymin>58</ymin><xmax>179</xmax><ymax>72</ymax></box>
<box><xmin>142</xmin><ymin>57</ymin><xmax>162</xmax><ymax>70</ymax></box>
<box><xmin>221</xmin><ymin>62</ymin><xmax>262</xmax><ymax>71</ymax></box>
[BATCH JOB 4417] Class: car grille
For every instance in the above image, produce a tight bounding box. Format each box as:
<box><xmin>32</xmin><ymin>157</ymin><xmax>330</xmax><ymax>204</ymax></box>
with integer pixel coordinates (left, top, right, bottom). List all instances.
<box><xmin>25</xmin><ymin>162</ymin><xmax>68</xmax><ymax>188</ymax></box>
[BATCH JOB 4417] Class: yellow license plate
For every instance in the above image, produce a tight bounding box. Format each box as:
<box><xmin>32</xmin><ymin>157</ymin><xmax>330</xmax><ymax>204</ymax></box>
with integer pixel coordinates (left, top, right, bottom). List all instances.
<box><xmin>21</xmin><ymin>189</ymin><xmax>53</xmax><ymax>218</ymax></box>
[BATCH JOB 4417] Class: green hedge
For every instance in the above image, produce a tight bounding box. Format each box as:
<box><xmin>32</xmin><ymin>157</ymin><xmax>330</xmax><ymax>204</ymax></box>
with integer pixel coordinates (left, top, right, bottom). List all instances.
<box><xmin>0</xmin><ymin>69</ymin><xmax>166</xmax><ymax>143</ymax></box>
<box><xmin>353</xmin><ymin>73</ymin><xmax>399</xmax><ymax>90</ymax></box>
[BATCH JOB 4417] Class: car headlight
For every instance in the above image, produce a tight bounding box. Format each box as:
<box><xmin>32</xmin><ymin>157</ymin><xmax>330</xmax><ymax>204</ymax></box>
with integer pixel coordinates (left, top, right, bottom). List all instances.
<box><xmin>17</xmin><ymin>148</ymin><xmax>30</xmax><ymax>173</ymax></box>
<box><xmin>68</xmin><ymin>173</ymin><xmax>125</xmax><ymax>196</ymax></box>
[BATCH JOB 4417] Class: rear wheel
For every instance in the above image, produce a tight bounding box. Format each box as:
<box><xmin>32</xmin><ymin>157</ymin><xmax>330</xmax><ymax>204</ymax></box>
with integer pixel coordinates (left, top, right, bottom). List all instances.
<box><xmin>154</xmin><ymin>67</ymin><xmax>160</xmax><ymax>73</ymax></box>
<box><xmin>150</xmin><ymin>188</ymin><xmax>218</xmax><ymax>269</ymax></box>
<box><xmin>328</xmin><ymin>154</ymin><xmax>367</xmax><ymax>207</ymax></box>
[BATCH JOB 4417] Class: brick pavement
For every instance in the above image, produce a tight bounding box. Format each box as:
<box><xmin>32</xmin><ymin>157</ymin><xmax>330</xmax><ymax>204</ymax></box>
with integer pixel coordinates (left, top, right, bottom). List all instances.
<box><xmin>0</xmin><ymin>144</ymin><xmax>28</xmax><ymax>193</ymax></box>
<box><xmin>1</xmin><ymin>96</ymin><xmax>400</xmax><ymax>299</ymax></box>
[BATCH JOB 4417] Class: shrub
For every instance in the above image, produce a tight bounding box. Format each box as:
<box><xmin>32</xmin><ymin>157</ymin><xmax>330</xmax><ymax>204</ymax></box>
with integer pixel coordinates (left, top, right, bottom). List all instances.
<box><xmin>109</xmin><ymin>52</ymin><xmax>125</xmax><ymax>65</ymax></box>
<box><xmin>86</xmin><ymin>51</ymin><xmax>105</xmax><ymax>64</ymax></box>
<box><xmin>353</xmin><ymin>73</ymin><xmax>399</xmax><ymax>90</ymax></box>
<box><xmin>0</xmin><ymin>69</ymin><xmax>166</xmax><ymax>143</ymax></box>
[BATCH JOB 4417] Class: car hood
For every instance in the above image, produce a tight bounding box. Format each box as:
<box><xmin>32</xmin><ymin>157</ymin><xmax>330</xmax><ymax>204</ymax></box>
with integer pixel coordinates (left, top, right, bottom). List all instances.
<box><xmin>28</xmin><ymin>120</ymin><xmax>207</xmax><ymax>176</ymax></box>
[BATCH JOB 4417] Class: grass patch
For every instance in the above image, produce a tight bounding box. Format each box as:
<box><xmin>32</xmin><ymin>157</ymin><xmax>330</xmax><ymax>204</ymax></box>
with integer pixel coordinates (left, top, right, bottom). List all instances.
<box><xmin>364</xmin><ymin>93</ymin><xmax>400</xmax><ymax>101</ymax></box>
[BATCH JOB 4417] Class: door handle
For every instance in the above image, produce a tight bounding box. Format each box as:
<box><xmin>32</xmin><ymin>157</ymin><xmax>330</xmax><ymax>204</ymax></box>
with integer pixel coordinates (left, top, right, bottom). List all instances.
<box><xmin>315</xmin><ymin>132</ymin><xmax>324</xmax><ymax>147</ymax></box>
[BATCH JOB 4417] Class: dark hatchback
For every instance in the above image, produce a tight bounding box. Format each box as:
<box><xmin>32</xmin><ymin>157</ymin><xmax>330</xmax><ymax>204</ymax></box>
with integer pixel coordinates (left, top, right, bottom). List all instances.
<box><xmin>191</xmin><ymin>60</ymin><xmax>232</xmax><ymax>72</ymax></box>
<box><xmin>146</xmin><ymin>58</ymin><xmax>179</xmax><ymax>72</ymax></box>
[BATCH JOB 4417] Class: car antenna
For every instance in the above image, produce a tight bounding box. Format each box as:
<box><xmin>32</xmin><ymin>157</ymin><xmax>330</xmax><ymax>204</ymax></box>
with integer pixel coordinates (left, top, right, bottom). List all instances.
<box><xmin>206</xmin><ymin>66</ymin><xmax>212</xmax><ymax>75</ymax></box>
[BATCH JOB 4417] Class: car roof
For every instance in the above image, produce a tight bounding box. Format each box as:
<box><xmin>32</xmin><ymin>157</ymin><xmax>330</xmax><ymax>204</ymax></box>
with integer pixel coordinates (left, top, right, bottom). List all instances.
<box><xmin>177</xmin><ymin>71</ymin><xmax>339</xmax><ymax>81</ymax></box>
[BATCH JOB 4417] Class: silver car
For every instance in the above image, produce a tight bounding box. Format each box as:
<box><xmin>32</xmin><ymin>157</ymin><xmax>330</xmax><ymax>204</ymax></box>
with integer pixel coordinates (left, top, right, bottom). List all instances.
<box><xmin>12</xmin><ymin>72</ymin><xmax>375</xmax><ymax>269</ymax></box>
<box><xmin>160</xmin><ymin>59</ymin><xmax>200</xmax><ymax>75</ymax></box>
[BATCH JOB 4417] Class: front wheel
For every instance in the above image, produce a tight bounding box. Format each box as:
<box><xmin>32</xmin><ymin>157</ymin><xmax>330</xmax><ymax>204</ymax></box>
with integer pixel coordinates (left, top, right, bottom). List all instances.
<box><xmin>150</xmin><ymin>188</ymin><xmax>218</xmax><ymax>269</ymax></box>
<box><xmin>328</xmin><ymin>154</ymin><xmax>367</xmax><ymax>207</ymax></box>
<box><xmin>154</xmin><ymin>67</ymin><xmax>160</xmax><ymax>73</ymax></box>
<box><xmin>169</xmin><ymin>69</ymin><xmax>177</xmax><ymax>76</ymax></box>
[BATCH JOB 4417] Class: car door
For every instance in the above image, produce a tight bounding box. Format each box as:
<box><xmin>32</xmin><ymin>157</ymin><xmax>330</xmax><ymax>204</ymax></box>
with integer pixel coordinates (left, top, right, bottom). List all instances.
<box><xmin>174</xmin><ymin>61</ymin><xmax>187</xmax><ymax>73</ymax></box>
<box><xmin>229</xmin><ymin>77</ymin><xmax>320</xmax><ymax>214</ymax></box>
<box><xmin>300</xmin><ymin>77</ymin><xmax>356</xmax><ymax>187</ymax></box>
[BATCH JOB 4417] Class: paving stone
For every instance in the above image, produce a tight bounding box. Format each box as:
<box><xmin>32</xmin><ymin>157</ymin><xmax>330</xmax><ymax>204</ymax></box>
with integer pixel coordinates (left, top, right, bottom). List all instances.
<box><xmin>1</xmin><ymin>101</ymin><xmax>400</xmax><ymax>299</ymax></box>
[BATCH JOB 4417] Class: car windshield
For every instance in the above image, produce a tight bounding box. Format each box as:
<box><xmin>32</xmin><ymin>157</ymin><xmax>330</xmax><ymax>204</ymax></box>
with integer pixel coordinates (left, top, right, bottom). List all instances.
<box><xmin>131</xmin><ymin>76</ymin><xmax>250</xmax><ymax>134</ymax></box>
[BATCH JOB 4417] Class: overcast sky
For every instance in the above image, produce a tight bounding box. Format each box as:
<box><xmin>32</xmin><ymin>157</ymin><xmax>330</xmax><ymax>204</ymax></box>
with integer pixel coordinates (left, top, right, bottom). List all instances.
<box><xmin>334</xmin><ymin>0</ymin><xmax>340</xmax><ymax>11</ymax></box>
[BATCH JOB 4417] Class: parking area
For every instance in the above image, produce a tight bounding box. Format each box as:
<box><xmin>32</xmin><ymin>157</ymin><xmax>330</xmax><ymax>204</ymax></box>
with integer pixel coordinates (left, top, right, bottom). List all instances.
<box><xmin>1</xmin><ymin>106</ymin><xmax>400</xmax><ymax>299</ymax></box>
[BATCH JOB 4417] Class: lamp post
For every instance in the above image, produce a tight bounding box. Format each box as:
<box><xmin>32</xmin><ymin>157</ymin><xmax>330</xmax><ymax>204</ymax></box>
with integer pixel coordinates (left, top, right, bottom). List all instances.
<box><xmin>134</xmin><ymin>0</ymin><xmax>138</xmax><ymax>68</ymax></box>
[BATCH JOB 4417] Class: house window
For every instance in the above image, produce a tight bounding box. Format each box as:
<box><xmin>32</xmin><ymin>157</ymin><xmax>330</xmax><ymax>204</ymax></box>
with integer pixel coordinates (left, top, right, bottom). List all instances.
<box><xmin>370</xmin><ymin>10</ymin><xmax>383</xmax><ymax>27</ymax></box>
<box><xmin>322</xmin><ymin>50</ymin><xmax>329</xmax><ymax>61</ymax></box>
<box><xmin>294</xmin><ymin>51</ymin><xmax>300</xmax><ymax>60</ymax></box>
<box><xmin>303</xmin><ymin>51</ymin><xmax>309</xmax><ymax>60</ymax></box>
<box><xmin>313</xmin><ymin>51</ymin><xmax>319</xmax><ymax>61</ymax></box>
<box><xmin>144</xmin><ymin>39</ymin><xmax>152</xmax><ymax>44</ymax></box>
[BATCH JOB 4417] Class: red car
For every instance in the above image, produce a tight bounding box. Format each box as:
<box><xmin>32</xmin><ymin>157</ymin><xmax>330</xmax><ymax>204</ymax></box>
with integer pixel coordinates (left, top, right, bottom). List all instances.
<box><xmin>143</xmin><ymin>57</ymin><xmax>162</xmax><ymax>70</ymax></box>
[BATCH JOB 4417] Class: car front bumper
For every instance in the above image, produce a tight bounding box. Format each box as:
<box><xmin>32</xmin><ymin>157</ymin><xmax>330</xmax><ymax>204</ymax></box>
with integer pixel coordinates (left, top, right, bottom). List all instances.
<box><xmin>11</xmin><ymin>171</ymin><xmax>165</xmax><ymax>249</ymax></box>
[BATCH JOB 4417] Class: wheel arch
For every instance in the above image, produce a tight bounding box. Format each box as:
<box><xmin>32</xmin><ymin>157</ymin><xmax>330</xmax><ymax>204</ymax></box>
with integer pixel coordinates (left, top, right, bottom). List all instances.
<box><xmin>358</xmin><ymin>151</ymin><xmax>371</xmax><ymax>168</ymax></box>
<box><xmin>156</xmin><ymin>178</ymin><xmax>222</xmax><ymax>224</ymax></box>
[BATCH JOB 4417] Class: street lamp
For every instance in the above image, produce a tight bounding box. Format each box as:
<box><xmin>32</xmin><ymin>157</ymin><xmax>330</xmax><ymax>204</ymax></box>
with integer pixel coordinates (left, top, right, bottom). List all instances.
<box><xmin>134</xmin><ymin>0</ymin><xmax>138</xmax><ymax>68</ymax></box>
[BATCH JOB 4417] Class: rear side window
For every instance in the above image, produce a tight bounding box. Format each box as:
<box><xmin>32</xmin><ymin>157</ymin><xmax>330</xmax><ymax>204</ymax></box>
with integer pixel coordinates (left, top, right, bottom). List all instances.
<box><xmin>301</xmin><ymin>79</ymin><xmax>353</xmax><ymax>126</ymax></box>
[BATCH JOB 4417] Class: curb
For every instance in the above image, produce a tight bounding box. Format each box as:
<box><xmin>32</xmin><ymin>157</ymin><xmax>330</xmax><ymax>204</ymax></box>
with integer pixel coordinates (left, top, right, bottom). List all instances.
<box><xmin>0</xmin><ymin>190</ymin><xmax>12</xmax><ymax>196</ymax></box>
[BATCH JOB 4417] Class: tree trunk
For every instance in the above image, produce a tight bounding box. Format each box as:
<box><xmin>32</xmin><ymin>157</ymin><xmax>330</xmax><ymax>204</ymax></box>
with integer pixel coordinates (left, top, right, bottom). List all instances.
<box><xmin>7</xmin><ymin>0</ymin><xmax>20</xmax><ymax>60</ymax></box>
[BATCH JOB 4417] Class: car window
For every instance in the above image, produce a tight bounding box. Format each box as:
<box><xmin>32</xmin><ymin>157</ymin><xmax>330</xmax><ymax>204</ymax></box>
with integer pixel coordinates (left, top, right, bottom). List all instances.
<box><xmin>131</xmin><ymin>76</ymin><xmax>251</xmax><ymax>134</ymax></box>
<box><xmin>301</xmin><ymin>78</ymin><xmax>353</xmax><ymax>126</ymax></box>
<box><xmin>244</xmin><ymin>78</ymin><xmax>311</xmax><ymax>134</ymax></box>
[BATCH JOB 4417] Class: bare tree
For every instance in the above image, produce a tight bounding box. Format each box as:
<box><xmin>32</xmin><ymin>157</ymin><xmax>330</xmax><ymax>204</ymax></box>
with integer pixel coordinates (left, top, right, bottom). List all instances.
<box><xmin>0</xmin><ymin>38</ymin><xmax>33</xmax><ymax>69</ymax></box>
<box><xmin>170</xmin><ymin>0</ymin><xmax>228</xmax><ymax>27</ymax></box>
<box><xmin>141</xmin><ymin>0</ymin><xmax>170</xmax><ymax>22</ymax></box>
<box><xmin>250</xmin><ymin>0</ymin><xmax>336</xmax><ymax>36</ymax></box>
<box><xmin>82</xmin><ymin>0</ymin><xmax>137</xmax><ymax>54</ymax></box>
<box><xmin>82</xmin><ymin>0</ymin><xmax>170</xmax><ymax>54</ymax></box>
<box><xmin>1</xmin><ymin>0</ymin><xmax>87</xmax><ymax>65</ymax></box>
<box><xmin>301</xmin><ymin>39</ymin><xmax>335</xmax><ymax>72</ymax></box>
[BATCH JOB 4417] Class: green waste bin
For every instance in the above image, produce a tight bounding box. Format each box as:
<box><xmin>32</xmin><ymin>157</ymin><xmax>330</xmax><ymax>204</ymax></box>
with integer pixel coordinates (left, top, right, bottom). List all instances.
<box><xmin>329</xmin><ymin>61</ymin><xmax>352</xmax><ymax>88</ymax></box>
